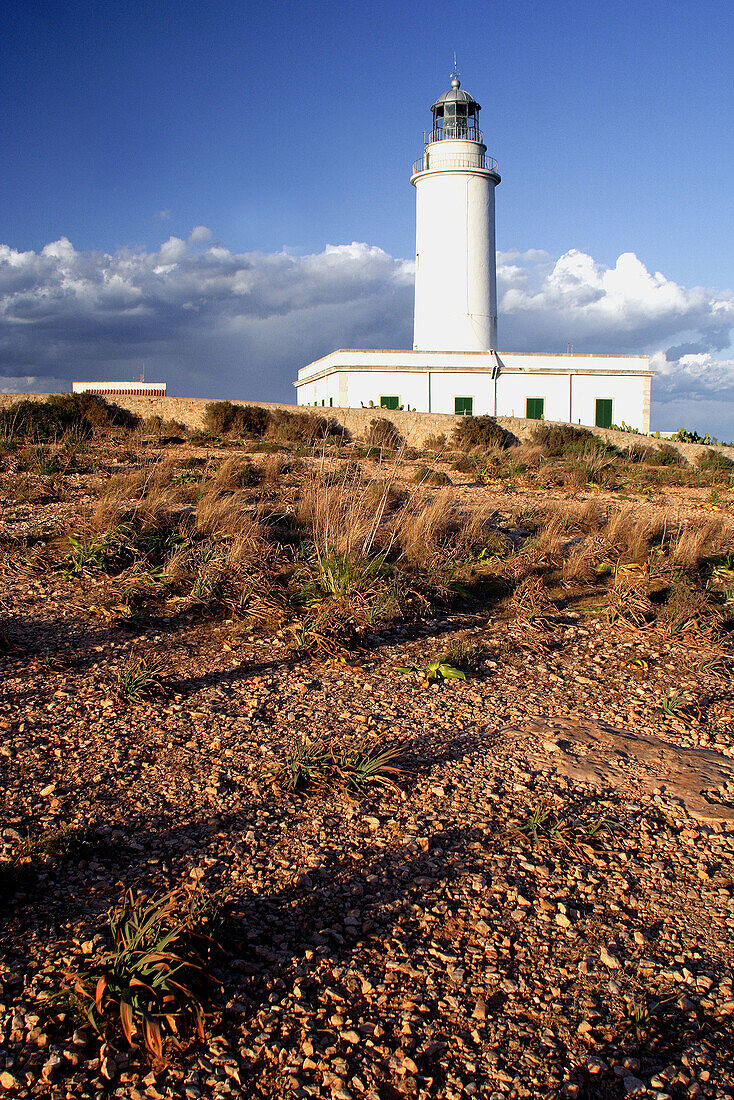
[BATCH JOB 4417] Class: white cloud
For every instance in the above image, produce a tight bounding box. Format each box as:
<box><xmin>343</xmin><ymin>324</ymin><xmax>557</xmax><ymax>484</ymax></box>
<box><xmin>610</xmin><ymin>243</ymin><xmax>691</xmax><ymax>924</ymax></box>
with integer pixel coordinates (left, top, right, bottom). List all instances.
<box><xmin>0</xmin><ymin>234</ymin><xmax>732</xmax><ymax>438</ymax></box>
<box><xmin>189</xmin><ymin>225</ymin><xmax>212</xmax><ymax>244</ymax></box>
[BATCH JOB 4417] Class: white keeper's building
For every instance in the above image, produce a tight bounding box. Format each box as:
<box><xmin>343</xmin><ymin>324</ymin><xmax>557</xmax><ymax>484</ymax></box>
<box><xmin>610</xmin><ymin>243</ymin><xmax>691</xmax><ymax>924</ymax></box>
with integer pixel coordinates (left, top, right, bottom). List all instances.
<box><xmin>296</xmin><ymin>71</ymin><xmax>653</xmax><ymax>433</ymax></box>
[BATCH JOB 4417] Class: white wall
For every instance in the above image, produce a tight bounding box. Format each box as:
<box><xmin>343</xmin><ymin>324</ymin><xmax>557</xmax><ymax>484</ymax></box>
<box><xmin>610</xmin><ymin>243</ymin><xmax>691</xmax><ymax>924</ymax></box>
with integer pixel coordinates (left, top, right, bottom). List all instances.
<box><xmin>299</xmin><ymin>370</ymin><xmax>429</xmax><ymax>412</ymax></box>
<box><xmin>428</xmin><ymin>371</ymin><xmax>494</xmax><ymax>415</ymax></box>
<box><xmin>295</xmin><ymin>351</ymin><xmax>652</xmax><ymax>431</ymax></box>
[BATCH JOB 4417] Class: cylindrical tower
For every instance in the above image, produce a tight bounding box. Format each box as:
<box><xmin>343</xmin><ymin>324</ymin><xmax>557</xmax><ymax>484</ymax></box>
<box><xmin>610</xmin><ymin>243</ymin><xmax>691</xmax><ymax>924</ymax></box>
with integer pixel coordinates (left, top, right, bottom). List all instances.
<box><xmin>411</xmin><ymin>73</ymin><xmax>500</xmax><ymax>352</ymax></box>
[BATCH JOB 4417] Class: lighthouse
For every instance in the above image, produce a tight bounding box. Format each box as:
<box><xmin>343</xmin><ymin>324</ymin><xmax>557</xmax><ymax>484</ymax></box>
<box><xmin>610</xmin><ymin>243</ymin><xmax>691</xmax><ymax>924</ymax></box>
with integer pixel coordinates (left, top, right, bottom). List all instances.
<box><xmin>411</xmin><ymin>70</ymin><xmax>500</xmax><ymax>353</ymax></box>
<box><xmin>295</xmin><ymin>72</ymin><xmax>653</xmax><ymax>433</ymax></box>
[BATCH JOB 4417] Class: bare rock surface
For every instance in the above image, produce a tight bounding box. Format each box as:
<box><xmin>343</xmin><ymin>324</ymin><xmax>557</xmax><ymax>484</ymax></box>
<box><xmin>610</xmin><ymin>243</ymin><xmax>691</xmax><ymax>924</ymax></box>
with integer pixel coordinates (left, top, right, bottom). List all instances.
<box><xmin>506</xmin><ymin>718</ymin><xmax>734</xmax><ymax>822</ymax></box>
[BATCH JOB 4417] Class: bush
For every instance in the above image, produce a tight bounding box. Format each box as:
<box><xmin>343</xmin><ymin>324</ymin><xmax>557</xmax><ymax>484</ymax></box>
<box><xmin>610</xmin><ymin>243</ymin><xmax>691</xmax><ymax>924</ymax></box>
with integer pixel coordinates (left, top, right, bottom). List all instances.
<box><xmin>145</xmin><ymin>415</ymin><xmax>189</xmax><ymax>438</ymax></box>
<box><xmin>422</xmin><ymin>433</ymin><xmax>447</xmax><ymax>451</ymax></box>
<box><xmin>645</xmin><ymin>443</ymin><xmax>686</xmax><ymax>467</ymax></box>
<box><xmin>267</xmin><ymin>408</ymin><xmax>342</xmax><ymax>443</ymax></box>
<box><xmin>697</xmin><ymin>448</ymin><xmax>734</xmax><ymax>473</ymax></box>
<box><xmin>452</xmin><ymin>416</ymin><xmax>512</xmax><ymax>451</ymax></box>
<box><xmin>413</xmin><ymin>465</ymin><xmax>452</xmax><ymax>486</ymax></box>
<box><xmin>367</xmin><ymin>418</ymin><xmax>404</xmax><ymax>448</ymax></box>
<box><xmin>452</xmin><ymin>454</ymin><xmax>478</xmax><ymax>474</ymax></box>
<box><xmin>532</xmin><ymin>422</ymin><xmax>617</xmax><ymax>460</ymax></box>
<box><xmin>0</xmin><ymin>394</ymin><xmax>139</xmax><ymax>441</ymax></box>
<box><xmin>203</xmin><ymin>401</ymin><xmax>270</xmax><ymax>438</ymax></box>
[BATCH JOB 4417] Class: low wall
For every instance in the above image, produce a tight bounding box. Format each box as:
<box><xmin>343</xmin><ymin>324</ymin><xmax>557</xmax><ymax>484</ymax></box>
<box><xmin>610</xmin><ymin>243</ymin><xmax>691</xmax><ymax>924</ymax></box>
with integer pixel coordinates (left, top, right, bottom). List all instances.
<box><xmin>1</xmin><ymin>392</ymin><xmax>732</xmax><ymax>462</ymax></box>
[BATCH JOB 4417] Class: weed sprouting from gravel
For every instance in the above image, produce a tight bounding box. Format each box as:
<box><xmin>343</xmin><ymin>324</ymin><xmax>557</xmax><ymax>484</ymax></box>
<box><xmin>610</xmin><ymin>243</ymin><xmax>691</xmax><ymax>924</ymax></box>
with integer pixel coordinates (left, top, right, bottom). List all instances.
<box><xmin>516</xmin><ymin>802</ymin><xmax>626</xmax><ymax>850</ymax></box>
<box><xmin>114</xmin><ymin>656</ymin><xmax>162</xmax><ymax>701</ymax></box>
<box><xmin>64</xmin><ymin>887</ymin><xmax>219</xmax><ymax>1061</ymax></box>
<box><xmin>270</xmin><ymin>734</ymin><xmax>407</xmax><ymax>793</ymax></box>
<box><xmin>394</xmin><ymin>660</ymin><xmax>467</xmax><ymax>687</ymax></box>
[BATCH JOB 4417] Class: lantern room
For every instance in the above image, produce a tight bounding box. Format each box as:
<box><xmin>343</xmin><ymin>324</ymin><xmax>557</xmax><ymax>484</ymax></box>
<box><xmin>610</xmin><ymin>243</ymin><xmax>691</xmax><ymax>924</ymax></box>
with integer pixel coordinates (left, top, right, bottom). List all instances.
<box><xmin>430</xmin><ymin>75</ymin><xmax>482</xmax><ymax>142</ymax></box>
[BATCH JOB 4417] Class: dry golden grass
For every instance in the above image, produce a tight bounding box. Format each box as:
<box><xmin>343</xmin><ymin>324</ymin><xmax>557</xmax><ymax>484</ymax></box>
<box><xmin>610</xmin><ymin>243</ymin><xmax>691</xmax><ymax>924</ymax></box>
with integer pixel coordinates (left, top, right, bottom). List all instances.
<box><xmin>394</xmin><ymin>490</ymin><xmax>460</xmax><ymax>567</ymax></box>
<box><xmin>603</xmin><ymin>505</ymin><xmax>664</xmax><ymax>563</ymax></box>
<box><xmin>669</xmin><ymin>516</ymin><xmax>734</xmax><ymax>570</ymax></box>
<box><xmin>561</xmin><ymin>535</ymin><xmax>605</xmax><ymax>584</ymax></box>
<box><xmin>297</xmin><ymin>466</ymin><xmax>397</xmax><ymax>560</ymax></box>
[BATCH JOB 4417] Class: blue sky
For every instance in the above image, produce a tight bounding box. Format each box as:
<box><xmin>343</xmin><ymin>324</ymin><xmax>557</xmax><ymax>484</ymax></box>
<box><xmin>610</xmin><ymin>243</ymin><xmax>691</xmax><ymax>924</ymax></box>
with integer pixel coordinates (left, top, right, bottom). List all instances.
<box><xmin>1</xmin><ymin>0</ymin><xmax>733</xmax><ymax>436</ymax></box>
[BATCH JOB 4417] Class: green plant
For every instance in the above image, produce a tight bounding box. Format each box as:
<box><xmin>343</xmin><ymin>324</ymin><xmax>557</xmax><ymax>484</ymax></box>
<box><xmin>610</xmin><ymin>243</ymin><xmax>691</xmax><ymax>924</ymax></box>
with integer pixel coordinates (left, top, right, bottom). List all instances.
<box><xmin>65</xmin><ymin>887</ymin><xmax>218</xmax><ymax>1060</ymax></box>
<box><xmin>394</xmin><ymin>660</ymin><xmax>467</xmax><ymax>687</ymax></box>
<box><xmin>516</xmin><ymin>802</ymin><xmax>624</xmax><ymax>849</ymax></box>
<box><xmin>22</xmin><ymin>825</ymin><xmax>92</xmax><ymax>860</ymax></box>
<box><xmin>65</xmin><ymin>529</ymin><xmax>126</xmax><ymax>574</ymax></box>
<box><xmin>115</xmin><ymin>656</ymin><xmax>162</xmax><ymax>701</ymax></box>
<box><xmin>367</xmin><ymin>418</ymin><xmax>403</xmax><ymax>449</ymax></box>
<box><xmin>697</xmin><ymin>448</ymin><xmax>734</xmax><ymax>474</ymax></box>
<box><xmin>270</xmin><ymin>734</ymin><xmax>407</xmax><ymax>793</ymax></box>
<box><xmin>661</xmin><ymin>688</ymin><xmax>685</xmax><ymax>715</ymax></box>
<box><xmin>203</xmin><ymin>400</ymin><xmax>270</xmax><ymax>438</ymax></box>
<box><xmin>452</xmin><ymin>415</ymin><xmax>512</xmax><ymax>451</ymax></box>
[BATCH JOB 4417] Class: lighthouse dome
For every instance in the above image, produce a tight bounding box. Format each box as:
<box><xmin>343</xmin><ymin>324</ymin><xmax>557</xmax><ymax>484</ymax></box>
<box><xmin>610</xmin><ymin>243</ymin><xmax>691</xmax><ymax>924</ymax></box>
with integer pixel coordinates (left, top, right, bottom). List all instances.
<box><xmin>431</xmin><ymin>78</ymin><xmax>481</xmax><ymax>115</ymax></box>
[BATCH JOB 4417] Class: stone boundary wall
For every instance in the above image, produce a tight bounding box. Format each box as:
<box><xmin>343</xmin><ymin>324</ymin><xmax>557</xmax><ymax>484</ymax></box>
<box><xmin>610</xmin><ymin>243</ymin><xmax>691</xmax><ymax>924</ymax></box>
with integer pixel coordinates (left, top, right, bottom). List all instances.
<box><xmin>1</xmin><ymin>392</ymin><xmax>732</xmax><ymax>463</ymax></box>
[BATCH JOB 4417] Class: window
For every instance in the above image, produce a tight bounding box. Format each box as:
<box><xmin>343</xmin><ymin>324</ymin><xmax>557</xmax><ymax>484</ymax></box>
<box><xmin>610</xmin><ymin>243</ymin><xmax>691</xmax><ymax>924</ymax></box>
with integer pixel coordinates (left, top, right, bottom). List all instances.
<box><xmin>454</xmin><ymin>396</ymin><xmax>473</xmax><ymax>415</ymax></box>
<box><xmin>380</xmin><ymin>395</ymin><xmax>399</xmax><ymax>410</ymax></box>
<box><xmin>595</xmin><ymin>398</ymin><xmax>613</xmax><ymax>429</ymax></box>
<box><xmin>526</xmin><ymin>397</ymin><xmax>545</xmax><ymax>420</ymax></box>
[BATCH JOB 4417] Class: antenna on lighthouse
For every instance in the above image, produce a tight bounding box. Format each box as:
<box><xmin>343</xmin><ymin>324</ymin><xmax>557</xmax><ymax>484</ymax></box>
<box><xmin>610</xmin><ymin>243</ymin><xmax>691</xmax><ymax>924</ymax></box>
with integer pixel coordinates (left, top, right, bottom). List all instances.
<box><xmin>451</xmin><ymin>52</ymin><xmax>460</xmax><ymax>84</ymax></box>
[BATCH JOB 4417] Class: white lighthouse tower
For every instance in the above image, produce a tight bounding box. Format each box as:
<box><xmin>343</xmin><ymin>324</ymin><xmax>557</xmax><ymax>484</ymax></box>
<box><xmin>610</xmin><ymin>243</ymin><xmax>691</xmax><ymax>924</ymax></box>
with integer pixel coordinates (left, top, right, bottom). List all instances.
<box><xmin>411</xmin><ymin>69</ymin><xmax>500</xmax><ymax>353</ymax></box>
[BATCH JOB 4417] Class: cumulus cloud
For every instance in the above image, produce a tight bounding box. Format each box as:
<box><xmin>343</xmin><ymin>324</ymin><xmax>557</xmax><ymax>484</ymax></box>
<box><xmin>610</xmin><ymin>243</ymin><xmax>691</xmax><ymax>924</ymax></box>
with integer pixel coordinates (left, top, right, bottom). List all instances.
<box><xmin>188</xmin><ymin>225</ymin><xmax>212</xmax><ymax>244</ymax></box>
<box><xmin>0</xmin><ymin>234</ymin><xmax>414</xmax><ymax>402</ymax></box>
<box><xmin>0</xmin><ymin>233</ymin><xmax>732</xmax><ymax>437</ymax></box>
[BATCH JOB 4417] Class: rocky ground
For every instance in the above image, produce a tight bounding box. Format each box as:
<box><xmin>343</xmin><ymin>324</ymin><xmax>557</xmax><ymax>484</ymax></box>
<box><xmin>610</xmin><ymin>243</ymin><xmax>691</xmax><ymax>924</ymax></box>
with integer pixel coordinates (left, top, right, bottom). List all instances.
<box><xmin>1</xmin><ymin>431</ymin><xmax>734</xmax><ymax>1100</ymax></box>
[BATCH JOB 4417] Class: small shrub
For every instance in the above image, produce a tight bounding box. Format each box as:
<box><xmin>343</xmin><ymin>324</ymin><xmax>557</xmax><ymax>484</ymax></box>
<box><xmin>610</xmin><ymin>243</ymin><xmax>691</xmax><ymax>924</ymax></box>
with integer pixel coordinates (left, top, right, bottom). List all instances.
<box><xmin>413</xmin><ymin>464</ymin><xmax>452</xmax><ymax>486</ymax></box>
<box><xmin>697</xmin><ymin>448</ymin><xmax>734</xmax><ymax>474</ymax></box>
<box><xmin>65</xmin><ymin>887</ymin><xmax>218</xmax><ymax>1060</ymax></box>
<box><xmin>267</xmin><ymin>408</ymin><xmax>341</xmax><ymax>443</ymax></box>
<box><xmin>452</xmin><ymin>416</ymin><xmax>511</xmax><ymax>451</ymax></box>
<box><xmin>367</xmin><ymin>418</ymin><xmax>403</xmax><ymax>449</ymax></box>
<box><xmin>422</xmin><ymin>433</ymin><xmax>447</xmax><ymax>451</ymax></box>
<box><xmin>270</xmin><ymin>734</ymin><xmax>406</xmax><ymax>793</ymax></box>
<box><xmin>452</xmin><ymin>454</ymin><xmax>477</xmax><ymax>474</ymax></box>
<box><xmin>532</xmin><ymin>423</ymin><xmax>595</xmax><ymax>457</ymax></box>
<box><xmin>115</xmin><ymin>656</ymin><xmax>162</xmax><ymax>701</ymax></box>
<box><xmin>644</xmin><ymin>443</ymin><xmax>686</xmax><ymax>467</ymax></box>
<box><xmin>203</xmin><ymin>401</ymin><xmax>270</xmax><ymax>438</ymax></box>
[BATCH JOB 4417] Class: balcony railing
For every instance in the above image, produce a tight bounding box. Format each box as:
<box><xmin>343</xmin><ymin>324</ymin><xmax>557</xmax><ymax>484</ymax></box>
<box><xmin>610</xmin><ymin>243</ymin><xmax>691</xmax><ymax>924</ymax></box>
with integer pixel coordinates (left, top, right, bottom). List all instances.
<box><xmin>411</xmin><ymin>151</ymin><xmax>499</xmax><ymax>175</ymax></box>
<box><xmin>425</xmin><ymin>125</ymin><xmax>484</xmax><ymax>144</ymax></box>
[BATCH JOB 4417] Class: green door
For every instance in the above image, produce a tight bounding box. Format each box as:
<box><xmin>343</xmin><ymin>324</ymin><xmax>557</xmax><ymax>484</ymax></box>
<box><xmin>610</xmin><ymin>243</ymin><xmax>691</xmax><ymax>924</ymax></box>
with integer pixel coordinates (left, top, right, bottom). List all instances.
<box><xmin>526</xmin><ymin>397</ymin><xmax>545</xmax><ymax>420</ymax></box>
<box><xmin>380</xmin><ymin>395</ymin><xmax>399</xmax><ymax>410</ymax></box>
<box><xmin>454</xmin><ymin>397</ymin><xmax>473</xmax><ymax>415</ymax></box>
<box><xmin>595</xmin><ymin>399</ymin><xmax>613</xmax><ymax>428</ymax></box>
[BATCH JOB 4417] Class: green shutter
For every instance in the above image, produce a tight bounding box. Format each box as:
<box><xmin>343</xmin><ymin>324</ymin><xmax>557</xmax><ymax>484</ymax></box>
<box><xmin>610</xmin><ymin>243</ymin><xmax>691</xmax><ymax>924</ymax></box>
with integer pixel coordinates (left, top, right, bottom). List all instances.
<box><xmin>526</xmin><ymin>397</ymin><xmax>545</xmax><ymax>420</ymax></box>
<box><xmin>595</xmin><ymin>399</ymin><xmax>613</xmax><ymax>429</ymax></box>
<box><xmin>380</xmin><ymin>396</ymin><xmax>399</xmax><ymax>410</ymax></box>
<box><xmin>454</xmin><ymin>397</ymin><xmax>473</xmax><ymax>415</ymax></box>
